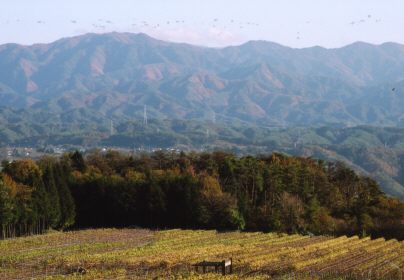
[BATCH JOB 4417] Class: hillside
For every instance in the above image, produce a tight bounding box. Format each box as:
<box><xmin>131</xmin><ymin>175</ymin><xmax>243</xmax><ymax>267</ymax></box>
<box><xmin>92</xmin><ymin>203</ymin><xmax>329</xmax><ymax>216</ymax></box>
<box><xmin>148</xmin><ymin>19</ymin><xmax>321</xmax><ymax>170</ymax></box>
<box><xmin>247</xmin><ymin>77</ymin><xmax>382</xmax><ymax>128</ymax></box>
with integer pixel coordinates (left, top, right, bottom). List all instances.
<box><xmin>1</xmin><ymin>33</ymin><xmax>404</xmax><ymax>126</ymax></box>
<box><xmin>0</xmin><ymin>229</ymin><xmax>402</xmax><ymax>279</ymax></box>
<box><xmin>1</xmin><ymin>111</ymin><xmax>404</xmax><ymax>199</ymax></box>
<box><xmin>2</xmin><ymin>151</ymin><xmax>403</xmax><ymax>243</ymax></box>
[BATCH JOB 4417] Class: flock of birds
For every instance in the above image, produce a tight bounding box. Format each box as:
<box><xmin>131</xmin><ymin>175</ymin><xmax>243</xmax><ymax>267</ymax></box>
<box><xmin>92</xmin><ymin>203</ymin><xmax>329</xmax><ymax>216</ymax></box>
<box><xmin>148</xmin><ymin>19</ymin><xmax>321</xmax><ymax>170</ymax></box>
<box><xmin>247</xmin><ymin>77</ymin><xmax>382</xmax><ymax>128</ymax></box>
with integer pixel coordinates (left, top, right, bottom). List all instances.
<box><xmin>19</xmin><ymin>18</ymin><xmax>261</xmax><ymax>31</ymax></box>
<box><xmin>349</xmin><ymin>14</ymin><xmax>382</xmax><ymax>25</ymax></box>
<box><xmin>86</xmin><ymin>18</ymin><xmax>262</xmax><ymax>31</ymax></box>
<box><xmin>2</xmin><ymin>14</ymin><xmax>386</xmax><ymax>41</ymax></box>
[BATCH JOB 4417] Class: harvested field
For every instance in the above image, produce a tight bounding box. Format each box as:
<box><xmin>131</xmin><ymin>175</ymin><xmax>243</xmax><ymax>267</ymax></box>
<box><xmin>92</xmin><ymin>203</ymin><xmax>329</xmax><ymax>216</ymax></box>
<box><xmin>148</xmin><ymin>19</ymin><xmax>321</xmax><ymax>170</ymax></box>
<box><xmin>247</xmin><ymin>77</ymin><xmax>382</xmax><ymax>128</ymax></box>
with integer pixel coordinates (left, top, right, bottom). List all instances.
<box><xmin>0</xmin><ymin>229</ymin><xmax>402</xmax><ymax>279</ymax></box>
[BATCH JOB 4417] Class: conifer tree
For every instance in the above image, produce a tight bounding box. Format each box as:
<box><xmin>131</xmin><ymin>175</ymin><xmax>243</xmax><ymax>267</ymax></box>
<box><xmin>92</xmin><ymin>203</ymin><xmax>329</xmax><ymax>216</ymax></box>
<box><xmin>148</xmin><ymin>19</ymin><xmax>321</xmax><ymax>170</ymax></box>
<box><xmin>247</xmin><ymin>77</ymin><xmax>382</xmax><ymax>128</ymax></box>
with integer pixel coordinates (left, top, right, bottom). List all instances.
<box><xmin>41</xmin><ymin>163</ymin><xmax>62</xmax><ymax>228</ymax></box>
<box><xmin>0</xmin><ymin>179</ymin><xmax>14</xmax><ymax>239</ymax></box>
<box><xmin>54</xmin><ymin>163</ymin><xmax>76</xmax><ymax>229</ymax></box>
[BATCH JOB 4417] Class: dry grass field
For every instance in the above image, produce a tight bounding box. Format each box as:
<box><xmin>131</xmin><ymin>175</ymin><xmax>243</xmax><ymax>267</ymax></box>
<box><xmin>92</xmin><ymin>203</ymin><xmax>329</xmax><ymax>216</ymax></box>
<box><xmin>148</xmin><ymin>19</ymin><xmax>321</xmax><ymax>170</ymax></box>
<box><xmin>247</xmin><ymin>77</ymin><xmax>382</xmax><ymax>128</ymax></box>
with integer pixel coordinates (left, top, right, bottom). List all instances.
<box><xmin>0</xmin><ymin>229</ymin><xmax>402</xmax><ymax>279</ymax></box>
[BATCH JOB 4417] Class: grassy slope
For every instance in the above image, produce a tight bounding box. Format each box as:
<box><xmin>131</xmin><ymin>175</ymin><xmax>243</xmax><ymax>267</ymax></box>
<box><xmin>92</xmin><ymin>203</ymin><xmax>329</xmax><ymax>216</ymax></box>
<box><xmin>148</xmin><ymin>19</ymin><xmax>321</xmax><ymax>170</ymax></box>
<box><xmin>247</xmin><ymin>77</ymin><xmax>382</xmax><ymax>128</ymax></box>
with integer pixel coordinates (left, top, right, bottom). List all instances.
<box><xmin>0</xmin><ymin>229</ymin><xmax>402</xmax><ymax>279</ymax></box>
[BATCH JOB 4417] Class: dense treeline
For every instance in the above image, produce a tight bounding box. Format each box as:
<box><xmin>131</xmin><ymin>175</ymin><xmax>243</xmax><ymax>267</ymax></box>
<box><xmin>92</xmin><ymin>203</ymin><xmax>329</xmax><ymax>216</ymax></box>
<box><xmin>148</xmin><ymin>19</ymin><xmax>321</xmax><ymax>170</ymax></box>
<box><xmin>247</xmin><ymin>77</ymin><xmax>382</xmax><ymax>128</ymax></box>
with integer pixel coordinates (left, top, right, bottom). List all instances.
<box><xmin>0</xmin><ymin>157</ymin><xmax>75</xmax><ymax>238</ymax></box>
<box><xmin>1</xmin><ymin>151</ymin><xmax>403</xmax><ymax>240</ymax></box>
<box><xmin>3</xmin><ymin>119</ymin><xmax>404</xmax><ymax>200</ymax></box>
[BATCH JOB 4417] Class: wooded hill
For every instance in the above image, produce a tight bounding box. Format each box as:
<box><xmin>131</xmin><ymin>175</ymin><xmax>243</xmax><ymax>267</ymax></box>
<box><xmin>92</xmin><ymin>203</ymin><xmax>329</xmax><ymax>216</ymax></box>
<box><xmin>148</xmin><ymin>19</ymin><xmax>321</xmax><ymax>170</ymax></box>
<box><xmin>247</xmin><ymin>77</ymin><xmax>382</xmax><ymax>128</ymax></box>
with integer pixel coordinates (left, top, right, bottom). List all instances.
<box><xmin>1</xmin><ymin>151</ymin><xmax>403</xmax><ymax>240</ymax></box>
<box><xmin>1</xmin><ymin>111</ymin><xmax>404</xmax><ymax>200</ymax></box>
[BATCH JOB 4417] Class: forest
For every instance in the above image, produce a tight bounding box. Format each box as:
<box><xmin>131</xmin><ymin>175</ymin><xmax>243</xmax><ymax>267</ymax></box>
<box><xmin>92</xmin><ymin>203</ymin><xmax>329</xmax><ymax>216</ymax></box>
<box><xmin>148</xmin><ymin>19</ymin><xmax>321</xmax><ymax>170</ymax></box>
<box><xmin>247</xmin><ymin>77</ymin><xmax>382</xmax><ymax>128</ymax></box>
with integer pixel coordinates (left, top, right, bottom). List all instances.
<box><xmin>0</xmin><ymin>150</ymin><xmax>403</xmax><ymax>240</ymax></box>
<box><xmin>2</xmin><ymin>112</ymin><xmax>404</xmax><ymax>200</ymax></box>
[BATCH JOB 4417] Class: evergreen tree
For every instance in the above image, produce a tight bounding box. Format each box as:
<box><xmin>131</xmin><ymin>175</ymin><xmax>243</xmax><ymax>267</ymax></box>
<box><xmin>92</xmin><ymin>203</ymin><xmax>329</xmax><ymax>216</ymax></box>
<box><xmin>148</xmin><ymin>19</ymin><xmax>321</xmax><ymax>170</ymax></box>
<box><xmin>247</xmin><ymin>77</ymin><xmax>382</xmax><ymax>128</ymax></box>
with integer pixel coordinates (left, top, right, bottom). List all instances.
<box><xmin>145</xmin><ymin>176</ymin><xmax>166</xmax><ymax>227</ymax></box>
<box><xmin>41</xmin><ymin>163</ymin><xmax>62</xmax><ymax>228</ymax></box>
<box><xmin>31</xmin><ymin>174</ymin><xmax>50</xmax><ymax>233</ymax></box>
<box><xmin>0</xmin><ymin>179</ymin><xmax>14</xmax><ymax>239</ymax></box>
<box><xmin>70</xmin><ymin>151</ymin><xmax>86</xmax><ymax>172</ymax></box>
<box><xmin>54</xmin><ymin>163</ymin><xmax>76</xmax><ymax>229</ymax></box>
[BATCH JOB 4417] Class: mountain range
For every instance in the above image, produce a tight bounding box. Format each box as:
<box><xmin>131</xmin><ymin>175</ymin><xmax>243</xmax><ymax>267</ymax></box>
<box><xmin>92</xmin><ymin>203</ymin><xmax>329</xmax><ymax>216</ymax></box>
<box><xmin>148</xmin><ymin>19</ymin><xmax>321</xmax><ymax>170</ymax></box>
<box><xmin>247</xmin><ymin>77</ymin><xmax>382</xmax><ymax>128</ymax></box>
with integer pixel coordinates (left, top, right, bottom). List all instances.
<box><xmin>2</xmin><ymin>33</ymin><xmax>404</xmax><ymax>199</ymax></box>
<box><xmin>1</xmin><ymin>32</ymin><xmax>404</xmax><ymax>126</ymax></box>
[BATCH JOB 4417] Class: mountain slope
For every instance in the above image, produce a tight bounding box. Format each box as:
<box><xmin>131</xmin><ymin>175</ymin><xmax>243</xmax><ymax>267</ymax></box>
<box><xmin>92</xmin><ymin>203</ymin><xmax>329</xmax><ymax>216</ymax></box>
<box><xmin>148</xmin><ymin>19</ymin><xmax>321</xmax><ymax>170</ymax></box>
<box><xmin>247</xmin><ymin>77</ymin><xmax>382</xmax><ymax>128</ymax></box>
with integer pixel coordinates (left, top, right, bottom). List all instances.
<box><xmin>1</xmin><ymin>106</ymin><xmax>404</xmax><ymax>199</ymax></box>
<box><xmin>1</xmin><ymin>33</ymin><xmax>404</xmax><ymax>126</ymax></box>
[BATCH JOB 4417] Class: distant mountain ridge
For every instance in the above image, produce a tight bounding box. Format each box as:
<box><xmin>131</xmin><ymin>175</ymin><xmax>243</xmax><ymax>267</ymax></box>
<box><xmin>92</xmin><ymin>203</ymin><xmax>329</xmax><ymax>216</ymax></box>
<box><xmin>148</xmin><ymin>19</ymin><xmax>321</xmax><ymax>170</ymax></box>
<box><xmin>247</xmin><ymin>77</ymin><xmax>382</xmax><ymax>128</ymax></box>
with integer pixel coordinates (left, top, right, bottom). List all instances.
<box><xmin>1</xmin><ymin>32</ymin><xmax>404</xmax><ymax>126</ymax></box>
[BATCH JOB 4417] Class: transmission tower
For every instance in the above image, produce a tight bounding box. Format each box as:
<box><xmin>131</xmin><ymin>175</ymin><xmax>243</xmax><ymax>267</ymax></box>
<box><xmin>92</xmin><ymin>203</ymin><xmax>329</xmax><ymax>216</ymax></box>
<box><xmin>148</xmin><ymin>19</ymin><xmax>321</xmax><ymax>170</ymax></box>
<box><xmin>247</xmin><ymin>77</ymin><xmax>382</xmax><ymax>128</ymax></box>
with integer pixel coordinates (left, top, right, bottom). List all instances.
<box><xmin>143</xmin><ymin>105</ymin><xmax>148</xmax><ymax>126</ymax></box>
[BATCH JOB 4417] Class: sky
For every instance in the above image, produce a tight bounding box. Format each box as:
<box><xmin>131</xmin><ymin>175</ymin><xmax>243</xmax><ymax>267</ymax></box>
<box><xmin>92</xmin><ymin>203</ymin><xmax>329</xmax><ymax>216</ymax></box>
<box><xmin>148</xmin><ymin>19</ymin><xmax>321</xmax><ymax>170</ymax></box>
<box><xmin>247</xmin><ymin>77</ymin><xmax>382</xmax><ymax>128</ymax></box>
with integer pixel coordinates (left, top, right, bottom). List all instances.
<box><xmin>1</xmin><ymin>0</ymin><xmax>404</xmax><ymax>48</ymax></box>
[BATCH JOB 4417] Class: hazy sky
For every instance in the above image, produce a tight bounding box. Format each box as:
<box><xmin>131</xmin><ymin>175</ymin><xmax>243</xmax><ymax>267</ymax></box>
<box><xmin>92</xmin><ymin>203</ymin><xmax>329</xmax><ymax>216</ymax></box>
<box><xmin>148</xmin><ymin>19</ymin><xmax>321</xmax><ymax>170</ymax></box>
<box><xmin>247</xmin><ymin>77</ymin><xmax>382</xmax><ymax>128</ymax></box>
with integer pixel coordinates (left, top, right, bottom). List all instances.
<box><xmin>1</xmin><ymin>0</ymin><xmax>404</xmax><ymax>48</ymax></box>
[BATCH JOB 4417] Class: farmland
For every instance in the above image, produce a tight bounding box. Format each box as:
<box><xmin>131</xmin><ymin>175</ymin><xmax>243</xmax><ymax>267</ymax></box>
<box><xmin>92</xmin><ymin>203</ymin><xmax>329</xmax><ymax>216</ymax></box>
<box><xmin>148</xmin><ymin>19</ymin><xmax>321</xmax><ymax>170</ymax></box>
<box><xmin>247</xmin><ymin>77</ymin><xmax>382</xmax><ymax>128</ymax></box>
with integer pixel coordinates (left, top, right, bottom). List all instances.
<box><xmin>0</xmin><ymin>229</ymin><xmax>402</xmax><ymax>279</ymax></box>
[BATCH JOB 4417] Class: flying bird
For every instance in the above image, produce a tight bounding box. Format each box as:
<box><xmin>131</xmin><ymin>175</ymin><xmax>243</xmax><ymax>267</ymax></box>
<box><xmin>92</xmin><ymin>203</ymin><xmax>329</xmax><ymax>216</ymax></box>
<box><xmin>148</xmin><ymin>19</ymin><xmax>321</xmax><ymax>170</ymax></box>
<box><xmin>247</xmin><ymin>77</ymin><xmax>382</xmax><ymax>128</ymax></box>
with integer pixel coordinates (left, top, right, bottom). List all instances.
<box><xmin>392</xmin><ymin>88</ymin><xmax>396</xmax><ymax>91</ymax></box>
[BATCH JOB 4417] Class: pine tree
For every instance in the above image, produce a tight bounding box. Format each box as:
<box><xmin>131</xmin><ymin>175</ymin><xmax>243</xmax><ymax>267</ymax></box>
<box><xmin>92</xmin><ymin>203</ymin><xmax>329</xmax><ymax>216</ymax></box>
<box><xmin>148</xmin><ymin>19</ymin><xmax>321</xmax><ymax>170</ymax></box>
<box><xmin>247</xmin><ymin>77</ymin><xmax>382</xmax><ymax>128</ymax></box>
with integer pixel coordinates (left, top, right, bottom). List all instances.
<box><xmin>0</xmin><ymin>179</ymin><xmax>14</xmax><ymax>239</ymax></box>
<box><xmin>31</xmin><ymin>174</ymin><xmax>50</xmax><ymax>234</ymax></box>
<box><xmin>42</xmin><ymin>164</ymin><xmax>62</xmax><ymax>228</ymax></box>
<box><xmin>146</xmin><ymin>178</ymin><xmax>166</xmax><ymax>227</ymax></box>
<box><xmin>54</xmin><ymin>163</ymin><xmax>76</xmax><ymax>229</ymax></box>
<box><xmin>70</xmin><ymin>151</ymin><xmax>86</xmax><ymax>172</ymax></box>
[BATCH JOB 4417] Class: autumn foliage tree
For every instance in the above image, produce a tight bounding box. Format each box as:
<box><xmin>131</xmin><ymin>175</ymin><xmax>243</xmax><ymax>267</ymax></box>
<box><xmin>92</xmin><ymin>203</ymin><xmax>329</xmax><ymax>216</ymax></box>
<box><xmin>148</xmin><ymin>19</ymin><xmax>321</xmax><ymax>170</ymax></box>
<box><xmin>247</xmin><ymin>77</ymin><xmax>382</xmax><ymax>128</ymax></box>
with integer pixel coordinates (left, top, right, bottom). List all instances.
<box><xmin>1</xmin><ymin>150</ymin><xmax>403</xmax><ymax>240</ymax></box>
